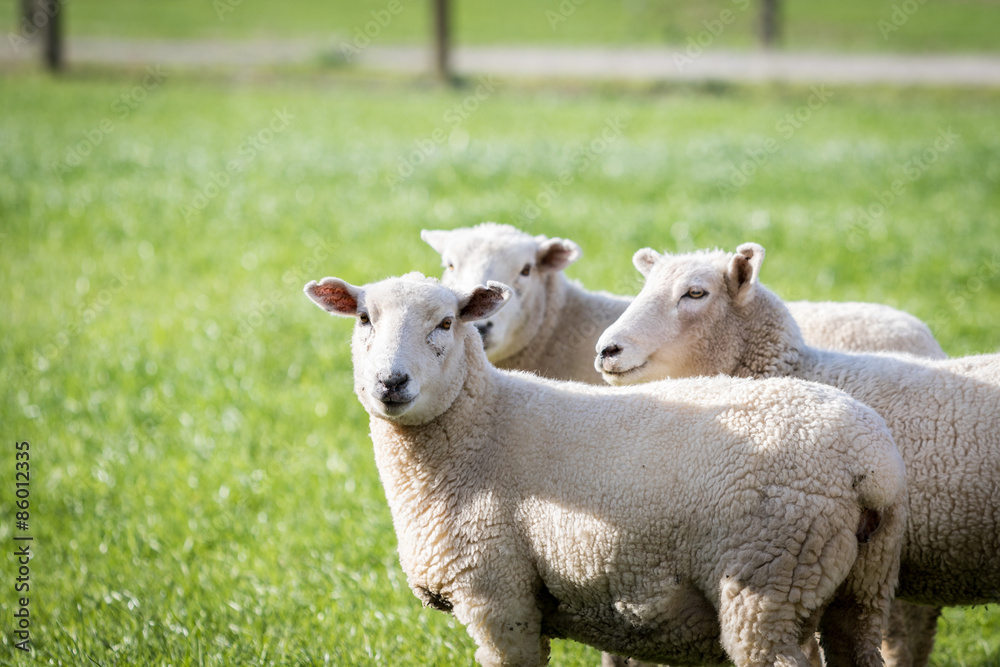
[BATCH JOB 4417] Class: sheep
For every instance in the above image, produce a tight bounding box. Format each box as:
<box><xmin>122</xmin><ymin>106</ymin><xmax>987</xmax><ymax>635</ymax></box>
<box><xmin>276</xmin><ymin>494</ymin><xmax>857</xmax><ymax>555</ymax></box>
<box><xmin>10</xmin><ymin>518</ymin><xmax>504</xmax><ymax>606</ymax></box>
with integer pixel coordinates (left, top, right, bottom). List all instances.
<box><xmin>421</xmin><ymin>223</ymin><xmax>632</xmax><ymax>383</ymax></box>
<box><xmin>304</xmin><ymin>271</ymin><xmax>907</xmax><ymax>667</ymax></box>
<box><xmin>782</xmin><ymin>300</ymin><xmax>944</xmax><ymax>359</ymax></box>
<box><xmin>595</xmin><ymin>243</ymin><xmax>1000</xmax><ymax>642</ymax></box>
<box><xmin>420</xmin><ymin>223</ymin><xmax>944</xmax><ymax>387</ymax></box>
<box><xmin>426</xmin><ymin>222</ymin><xmax>947</xmax><ymax>667</ymax></box>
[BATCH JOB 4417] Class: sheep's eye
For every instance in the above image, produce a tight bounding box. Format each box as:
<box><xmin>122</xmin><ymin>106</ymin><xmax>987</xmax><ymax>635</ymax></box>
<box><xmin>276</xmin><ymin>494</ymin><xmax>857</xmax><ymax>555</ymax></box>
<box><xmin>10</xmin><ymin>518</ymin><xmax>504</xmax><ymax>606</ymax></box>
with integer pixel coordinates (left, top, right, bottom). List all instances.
<box><xmin>685</xmin><ymin>288</ymin><xmax>707</xmax><ymax>299</ymax></box>
<box><xmin>446</xmin><ymin>263</ymin><xmax>455</xmax><ymax>271</ymax></box>
<box><xmin>520</xmin><ymin>264</ymin><xmax>531</xmax><ymax>277</ymax></box>
<box><xmin>358</xmin><ymin>312</ymin><xmax>371</xmax><ymax>325</ymax></box>
<box><xmin>438</xmin><ymin>317</ymin><xmax>453</xmax><ymax>331</ymax></box>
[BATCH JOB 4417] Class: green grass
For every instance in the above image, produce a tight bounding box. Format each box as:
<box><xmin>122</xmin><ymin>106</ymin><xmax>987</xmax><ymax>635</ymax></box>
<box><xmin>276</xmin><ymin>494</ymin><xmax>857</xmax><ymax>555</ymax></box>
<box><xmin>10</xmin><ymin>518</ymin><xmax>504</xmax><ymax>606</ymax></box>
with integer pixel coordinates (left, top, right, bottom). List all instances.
<box><xmin>3</xmin><ymin>0</ymin><xmax>1000</xmax><ymax>52</ymax></box>
<box><xmin>1</xmin><ymin>71</ymin><xmax>999</xmax><ymax>665</ymax></box>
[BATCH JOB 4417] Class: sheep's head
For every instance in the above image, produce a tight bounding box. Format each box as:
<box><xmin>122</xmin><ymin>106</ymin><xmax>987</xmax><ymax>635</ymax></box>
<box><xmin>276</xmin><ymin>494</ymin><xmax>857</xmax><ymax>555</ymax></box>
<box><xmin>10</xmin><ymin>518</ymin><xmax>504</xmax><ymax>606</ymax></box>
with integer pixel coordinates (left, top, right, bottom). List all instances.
<box><xmin>305</xmin><ymin>272</ymin><xmax>511</xmax><ymax>425</ymax></box>
<box><xmin>595</xmin><ymin>243</ymin><xmax>765</xmax><ymax>385</ymax></box>
<box><xmin>421</xmin><ymin>223</ymin><xmax>580</xmax><ymax>362</ymax></box>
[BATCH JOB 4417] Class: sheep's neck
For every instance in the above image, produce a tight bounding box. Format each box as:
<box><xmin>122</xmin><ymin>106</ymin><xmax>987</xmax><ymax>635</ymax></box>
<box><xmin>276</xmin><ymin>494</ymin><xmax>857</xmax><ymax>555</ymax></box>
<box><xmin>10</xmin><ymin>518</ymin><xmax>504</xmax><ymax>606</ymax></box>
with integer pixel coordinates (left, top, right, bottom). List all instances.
<box><xmin>730</xmin><ymin>290</ymin><xmax>895</xmax><ymax>387</ymax></box>
<box><xmin>369</xmin><ymin>335</ymin><xmax>497</xmax><ymax>517</ymax></box>
<box><xmin>495</xmin><ymin>271</ymin><xmax>568</xmax><ymax>372</ymax></box>
<box><xmin>731</xmin><ymin>289</ymin><xmax>812</xmax><ymax>380</ymax></box>
<box><xmin>367</xmin><ymin>337</ymin><xmax>500</xmax><ymax>590</ymax></box>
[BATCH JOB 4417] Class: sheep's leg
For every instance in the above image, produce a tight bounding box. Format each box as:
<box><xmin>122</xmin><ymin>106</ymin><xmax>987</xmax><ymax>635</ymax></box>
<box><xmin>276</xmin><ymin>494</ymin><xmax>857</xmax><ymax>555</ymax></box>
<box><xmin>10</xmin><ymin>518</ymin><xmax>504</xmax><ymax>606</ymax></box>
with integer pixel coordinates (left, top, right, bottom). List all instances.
<box><xmin>881</xmin><ymin>602</ymin><xmax>913</xmax><ymax>667</ymax></box>
<box><xmin>881</xmin><ymin>601</ymin><xmax>943</xmax><ymax>667</ymax></box>
<box><xmin>458</xmin><ymin>594</ymin><xmax>546</xmax><ymax>667</ymax></box>
<box><xmin>799</xmin><ymin>615</ymin><xmax>825</xmax><ymax>667</ymax></box>
<box><xmin>539</xmin><ymin>635</ymin><xmax>551</xmax><ymax>665</ymax></box>
<box><xmin>802</xmin><ymin>634</ymin><xmax>825</xmax><ymax>667</ymax></box>
<box><xmin>821</xmin><ymin>505</ymin><xmax>904</xmax><ymax>667</ymax></box>
<box><xmin>903</xmin><ymin>603</ymin><xmax>941</xmax><ymax>667</ymax></box>
<box><xmin>818</xmin><ymin>595</ymin><xmax>885</xmax><ymax>667</ymax></box>
<box><xmin>818</xmin><ymin>571</ymin><xmax>893</xmax><ymax>667</ymax></box>
<box><xmin>717</xmin><ymin>583</ymin><xmax>811</xmax><ymax>667</ymax></box>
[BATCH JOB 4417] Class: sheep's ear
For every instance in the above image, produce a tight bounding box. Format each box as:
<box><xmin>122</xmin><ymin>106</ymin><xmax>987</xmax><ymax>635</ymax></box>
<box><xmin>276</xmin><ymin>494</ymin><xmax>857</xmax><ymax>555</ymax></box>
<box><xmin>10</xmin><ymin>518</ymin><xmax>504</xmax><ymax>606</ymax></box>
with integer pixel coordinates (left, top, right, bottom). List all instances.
<box><xmin>535</xmin><ymin>237</ymin><xmax>581</xmax><ymax>272</ymax></box>
<box><xmin>420</xmin><ymin>229</ymin><xmax>452</xmax><ymax>256</ymax></box>
<box><xmin>457</xmin><ymin>281</ymin><xmax>512</xmax><ymax>322</ymax></box>
<box><xmin>726</xmin><ymin>243</ymin><xmax>765</xmax><ymax>304</ymax></box>
<box><xmin>304</xmin><ymin>278</ymin><xmax>362</xmax><ymax>317</ymax></box>
<box><xmin>633</xmin><ymin>248</ymin><xmax>663</xmax><ymax>277</ymax></box>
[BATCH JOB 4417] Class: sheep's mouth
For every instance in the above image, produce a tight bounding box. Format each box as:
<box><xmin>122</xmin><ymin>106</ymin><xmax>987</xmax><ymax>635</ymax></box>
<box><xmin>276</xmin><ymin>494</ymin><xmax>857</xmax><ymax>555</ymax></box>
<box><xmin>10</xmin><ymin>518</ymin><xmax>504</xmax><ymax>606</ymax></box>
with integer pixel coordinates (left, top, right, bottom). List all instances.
<box><xmin>601</xmin><ymin>362</ymin><xmax>648</xmax><ymax>383</ymax></box>
<box><xmin>380</xmin><ymin>394</ymin><xmax>414</xmax><ymax>406</ymax></box>
<box><xmin>377</xmin><ymin>398</ymin><xmax>416</xmax><ymax>419</ymax></box>
<box><xmin>377</xmin><ymin>394</ymin><xmax>416</xmax><ymax>414</ymax></box>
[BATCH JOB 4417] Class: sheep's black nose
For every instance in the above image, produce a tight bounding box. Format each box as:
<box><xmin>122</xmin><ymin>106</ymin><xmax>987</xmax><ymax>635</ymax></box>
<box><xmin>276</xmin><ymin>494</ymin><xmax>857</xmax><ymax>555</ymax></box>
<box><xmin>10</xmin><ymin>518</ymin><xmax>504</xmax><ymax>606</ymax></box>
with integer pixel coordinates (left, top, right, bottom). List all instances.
<box><xmin>380</xmin><ymin>373</ymin><xmax>410</xmax><ymax>393</ymax></box>
<box><xmin>600</xmin><ymin>344</ymin><xmax>622</xmax><ymax>360</ymax></box>
<box><xmin>376</xmin><ymin>373</ymin><xmax>411</xmax><ymax>402</ymax></box>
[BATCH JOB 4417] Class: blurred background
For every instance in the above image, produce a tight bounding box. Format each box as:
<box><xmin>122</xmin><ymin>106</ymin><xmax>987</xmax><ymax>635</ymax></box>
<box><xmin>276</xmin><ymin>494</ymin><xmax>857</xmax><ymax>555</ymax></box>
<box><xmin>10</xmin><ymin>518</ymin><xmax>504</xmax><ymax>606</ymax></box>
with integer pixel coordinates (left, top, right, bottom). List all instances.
<box><xmin>1</xmin><ymin>1</ymin><xmax>999</xmax><ymax>664</ymax></box>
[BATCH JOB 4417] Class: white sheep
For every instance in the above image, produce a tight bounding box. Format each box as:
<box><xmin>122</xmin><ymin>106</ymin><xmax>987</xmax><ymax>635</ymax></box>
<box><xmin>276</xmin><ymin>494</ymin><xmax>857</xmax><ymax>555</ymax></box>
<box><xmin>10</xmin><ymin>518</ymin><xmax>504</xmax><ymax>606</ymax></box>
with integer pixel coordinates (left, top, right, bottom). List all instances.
<box><xmin>421</xmin><ymin>223</ymin><xmax>631</xmax><ymax>382</ymax></box>
<box><xmin>596</xmin><ymin>244</ymin><xmax>1000</xmax><ymax>634</ymax></box>
<box><xmin>425</xmin><ymin>222</ymin><xmax>945</xmax><ymax>667</ymax></box>
<box><xmin>781</xmin><ymin>300</ymin><xmax>944</xmax><ymax>359</ymax></box>
<box><xmin>421</xmin><ymin>223</ymin><xmax>944</xmax><ymax>386</ymax></box>
<box><xmin>305</xmin><ymin>271</ymin><xmax>907</xmax><ymax>667</ymax></box>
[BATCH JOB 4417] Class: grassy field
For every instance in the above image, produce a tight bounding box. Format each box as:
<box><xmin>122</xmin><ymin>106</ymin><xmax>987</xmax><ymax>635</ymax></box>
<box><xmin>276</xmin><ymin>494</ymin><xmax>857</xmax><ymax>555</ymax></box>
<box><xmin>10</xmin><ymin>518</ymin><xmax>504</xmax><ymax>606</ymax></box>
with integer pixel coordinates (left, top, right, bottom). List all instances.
<box><xmin>3</xmin><ymin>0</ymin><xmax>1000</xmax><ymax>53</ymax></box>
<box><xmin>1</xmin><ymin>70</ymin><xmax>999</xmax><ymax>665</ymax></box>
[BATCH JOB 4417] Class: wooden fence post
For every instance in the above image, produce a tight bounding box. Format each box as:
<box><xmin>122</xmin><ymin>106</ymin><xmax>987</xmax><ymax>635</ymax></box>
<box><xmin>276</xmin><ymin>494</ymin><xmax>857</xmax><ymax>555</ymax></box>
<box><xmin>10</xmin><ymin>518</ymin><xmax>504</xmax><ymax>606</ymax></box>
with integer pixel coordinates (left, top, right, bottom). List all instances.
<box><xmin>759</xmin><ymin>0</ymin><xmax>781</xmax><ymax>49</ymax></box>
<box><xmin>19</xmin><ymin>0</ymin><xmax>63</xmax><ymax>71</ymax></box>
<box><xmin>44</xmin><ymin>0</ymin><xmax>63</xmax><ymax>70</ymax></box>
<box><xmin>432</xmin><ymin>0</ymin><xmax>452</xmax><ymax>83</ymax></box>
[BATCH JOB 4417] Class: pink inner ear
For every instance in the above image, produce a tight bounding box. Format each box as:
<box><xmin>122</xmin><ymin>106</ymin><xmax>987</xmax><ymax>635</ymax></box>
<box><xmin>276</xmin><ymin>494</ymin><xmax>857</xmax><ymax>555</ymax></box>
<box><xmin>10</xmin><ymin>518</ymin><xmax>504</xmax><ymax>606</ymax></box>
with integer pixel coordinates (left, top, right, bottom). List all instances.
<box><xmin>460</xmin><ymin>286</ymin><xmax>506</xmax><ymax>320</ymax></box>
<box><xmin>538</xmin><ymin>242</ymin><xmax>578</xmax><ymax>271</ymax></box>
<box><xmin>314</xmin><ymin>284</ymin><xmax>356</xmax><ymax>313</ymax></box>
<box><xmin>729</xmin><ymin>255</ymin><xmax>754</xmax><ymax>292</ymax></box>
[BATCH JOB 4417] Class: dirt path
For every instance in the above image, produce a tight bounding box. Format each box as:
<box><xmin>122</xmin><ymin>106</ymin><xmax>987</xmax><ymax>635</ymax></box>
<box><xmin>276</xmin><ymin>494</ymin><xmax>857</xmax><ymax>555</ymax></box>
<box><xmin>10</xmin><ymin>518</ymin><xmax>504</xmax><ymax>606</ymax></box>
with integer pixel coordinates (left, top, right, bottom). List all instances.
<box><xmin>4</xmin><ymin>37</ymin><xmax>1000</xmax><ymax>86</ymax></box>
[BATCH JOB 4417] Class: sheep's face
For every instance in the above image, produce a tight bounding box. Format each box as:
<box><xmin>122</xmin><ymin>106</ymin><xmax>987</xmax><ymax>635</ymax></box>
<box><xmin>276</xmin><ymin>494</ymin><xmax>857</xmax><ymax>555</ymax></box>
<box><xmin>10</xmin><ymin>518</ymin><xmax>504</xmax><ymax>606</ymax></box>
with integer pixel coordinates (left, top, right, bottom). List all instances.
<box><xmin>595</xmin><ymin>243</ymin><xmax>765</xmax><ymax>385</ymax></box>
<box><xmin>422</xmin><ymin>223</ymin><xmax>580</xmax><ymax>362</ymax></box>
<box><xmin>305</xmin><ymin>273</ymin><xmax>511</xmax><ymax>425</ymax></box>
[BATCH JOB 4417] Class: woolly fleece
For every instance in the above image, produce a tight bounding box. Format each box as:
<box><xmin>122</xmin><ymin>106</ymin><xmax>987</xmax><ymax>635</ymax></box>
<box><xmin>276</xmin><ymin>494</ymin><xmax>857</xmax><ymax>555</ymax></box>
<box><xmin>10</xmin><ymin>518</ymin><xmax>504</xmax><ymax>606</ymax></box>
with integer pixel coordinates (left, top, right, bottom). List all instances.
<box><xmin>306</xmin><ymin>273</ymin><xmax>907</xmax><ymax>667</ymax></box>
<box><xmin>597</xmin><ymin>244</ymin><xmax>1000</xmax><ymax>607</ymax></box>
<box><xmin>422</xmin><ymin>223</ymin><xmax>945</xmax><ymax>383</ymax></box>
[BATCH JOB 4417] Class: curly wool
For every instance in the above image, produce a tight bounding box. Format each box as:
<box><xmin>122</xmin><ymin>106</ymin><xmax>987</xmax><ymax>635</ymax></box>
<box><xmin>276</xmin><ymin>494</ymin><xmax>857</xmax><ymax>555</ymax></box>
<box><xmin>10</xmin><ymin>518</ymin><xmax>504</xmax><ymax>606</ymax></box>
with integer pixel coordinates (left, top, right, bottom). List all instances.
<box><xmin>308</xmin><ymin>274</ymin><xmax>907</xmax><ymax>667</ymax></box>
<box><xmin>423</xmin><ymin>224</ymin><xmax>945</xmax><ymax>385</ymax></box>
<box><xmin>598</xmin><ymin>244</ymin><xmax>1000</xmax><ymax>607</ymax></box>
<box><xmin>427</xmin><ymin>225</ymin><xmax>947</xmax><ymax>667</ymax></box>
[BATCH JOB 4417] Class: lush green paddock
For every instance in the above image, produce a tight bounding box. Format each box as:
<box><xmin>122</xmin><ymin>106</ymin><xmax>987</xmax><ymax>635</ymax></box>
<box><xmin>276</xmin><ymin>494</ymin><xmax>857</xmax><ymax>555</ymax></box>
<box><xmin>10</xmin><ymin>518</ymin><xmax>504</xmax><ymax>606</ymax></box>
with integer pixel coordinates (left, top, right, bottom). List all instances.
<box><xmin>1</xmin><ymin>71</ymin><xmax>999</xmax><ymax>664</ymax></box>
<box><xmin>3</xmin><ymin>0</ymin><xmax>999</xmax><ymax>53</ymax></box>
